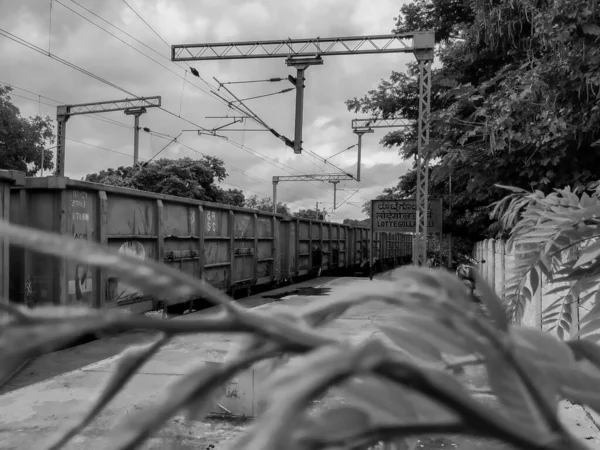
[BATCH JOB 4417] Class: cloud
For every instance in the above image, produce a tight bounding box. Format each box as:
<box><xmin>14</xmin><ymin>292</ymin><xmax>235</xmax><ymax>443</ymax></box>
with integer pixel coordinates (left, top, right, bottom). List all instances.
<box><xmin>1</xmin><ymin>0</ymin><xmax>415</xmax><ymax>218</ymax></box>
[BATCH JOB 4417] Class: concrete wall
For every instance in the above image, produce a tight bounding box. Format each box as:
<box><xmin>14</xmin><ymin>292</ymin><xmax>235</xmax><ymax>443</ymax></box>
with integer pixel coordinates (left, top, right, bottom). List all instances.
<box><xmin>474</xmin><ymin>239</ymin><xmax>592</xmax><ymax>339</ymax></box>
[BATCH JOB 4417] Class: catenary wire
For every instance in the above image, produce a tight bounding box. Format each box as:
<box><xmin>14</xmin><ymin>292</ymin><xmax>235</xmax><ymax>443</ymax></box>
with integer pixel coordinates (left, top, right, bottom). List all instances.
<box><xmin>1</xmin><ymin>21</ymin><xmax>364</xmax><ymax>196</ymax></box>
<box><xmin>55</xmin><ymin>3</ymin><xmax>352</xmax><ymax>187</ymax></box>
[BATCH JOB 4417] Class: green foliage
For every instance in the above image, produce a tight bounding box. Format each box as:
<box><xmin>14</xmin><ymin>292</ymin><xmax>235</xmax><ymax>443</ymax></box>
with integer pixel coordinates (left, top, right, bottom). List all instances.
<box><xmin>0</xmin><ymin>85</ymin><xmax>55</xmax><ymax>176</ymax></box>
<box><xmin>347</xmin><ymin>0</ymin><xmax>600</xmax><ymax>244</ymax></box>
<box><xmin>343</xmin><ymin>218</ymin><xmax>370</xmax><ymax>226</ymax></box>
<box><xmin>0</xmin><ymin>220</ymin><xmax>598</xmax><ymax>450</ymax></box>
<box><xmin>85</xmin><ymin>156</ymin><xmax>245</xmax><ymax>206</ymax></box>
<box><xmin>393</xmin><ymin>0</ymin><xmax>474</xmax><ymax>43</ymax></box>
<box><xmin>293</xmin><ymin>208</ymin><xmax>325</xmax><ymax>220</ymax></box>
<box><xmin>244</xmin><ymin>194</ymin><xmax>291</xmax><ymax>215</ymax></box>
<box><xmin>491</xmin><ymin>181</ymin><xmax>600</xmax><ymax>340</ymax></box>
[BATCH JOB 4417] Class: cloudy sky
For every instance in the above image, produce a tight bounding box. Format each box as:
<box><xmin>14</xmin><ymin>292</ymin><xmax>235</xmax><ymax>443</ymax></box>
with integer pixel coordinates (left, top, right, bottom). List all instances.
<box><xmin>0</xmin><ymin>0</ymin><xmax>414</xmax><ymax>220</ymax></box>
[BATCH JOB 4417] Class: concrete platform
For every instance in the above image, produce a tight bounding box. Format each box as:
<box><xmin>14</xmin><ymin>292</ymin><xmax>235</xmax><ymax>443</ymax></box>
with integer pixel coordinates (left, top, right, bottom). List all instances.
<box><xmin>0</xmin><ymin>275</ymin><xmax>598</xmax><ymax>450</ymax></box>
<box><xmin>0</xmin><ymin>276</ymin><xmax>339</xmax><ymax>395</ymax></box>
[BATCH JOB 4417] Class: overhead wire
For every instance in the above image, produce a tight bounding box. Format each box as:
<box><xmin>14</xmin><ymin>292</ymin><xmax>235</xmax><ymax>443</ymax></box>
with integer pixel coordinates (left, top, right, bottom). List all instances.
<box><xmin>145</xmin><ymin>131</ymin><xmax>300</xmax><ymax>194</ymax></box>
<box><xmin>59</xmin><ymin>2</ymin><xmax>342</xmax><ymax>189</ymax></box>
<box><xmin>0</xmin><ymin>28</ymin><xmax>139</xmax><ymax>98</ymax></box>
<box><xmin>67</xmin><ymin>137</ymin><xmax>144</xmax><ymax>159</ymax></box>
<box><xmin>67</xmin><ymin>0</ymin><xmax>221</xmax><ymax>95</ymax></box>
<box><xmin>3</xmin><ymin>9</ymin><xmax>358</xmax><ymax>199</ymax></box>
<box><xmin>3</xmin><ymin>77</ymin><xmax>312</xmax><ymax>195</ymax></box>
<box><xmin>53</xmin><ymin>3</ymin><xmax>331</xmax><ymax>189</ymax></box>
<box><xmin>6</xmin><ymin>83</ymin><xmax>375</xmax><ymax>208</ymax></box>
<box><xmin>2</xmin><ymin>81</ymin><xmax>327</xmax><ymax>207</ymax></box>
<box><xmin>230</xmin><ymin>88</ymin><xmax>295</xmax><ymax>104</ymax></box>
<box><xmin>69</xmin><ymin>136</ymin><xmax>311</xmax><ymax>209</ymax></box>
<box><xmin>336</xmin><ymin>188</ymin><xmax>364</xmax><ymax>209</ymax></box>
<box><xmin>220</xmin><ymin>78</ymin><xmax>286</xmax><ymax>85</ymax></box>
<box><xmin>211</xmin><ymin>80</ymin><xmax>349</xmax><ymax>191</ymax></box>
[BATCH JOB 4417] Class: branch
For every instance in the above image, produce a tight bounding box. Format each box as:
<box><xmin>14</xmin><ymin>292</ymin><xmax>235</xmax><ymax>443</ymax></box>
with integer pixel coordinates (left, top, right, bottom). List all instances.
<box><xmin>375</xmin><ymin>359</ymin><xmax>584</xmax><ymax>450</ymax></box>
<box><xmin>444</xmin><ymin>301</ymin><xmax>567</xmax><ymax>437</ymax></box>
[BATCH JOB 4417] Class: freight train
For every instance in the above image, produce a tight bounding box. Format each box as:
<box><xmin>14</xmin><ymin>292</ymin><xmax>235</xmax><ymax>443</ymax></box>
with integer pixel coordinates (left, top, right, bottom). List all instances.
<box><xmin>0</xmin><ymin>170</ymin><xmax>413</xmax><ymax>314</ymax></box>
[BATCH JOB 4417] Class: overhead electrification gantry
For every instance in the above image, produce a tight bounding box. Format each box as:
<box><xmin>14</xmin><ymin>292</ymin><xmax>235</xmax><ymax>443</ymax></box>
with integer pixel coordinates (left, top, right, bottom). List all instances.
<box><xmin>55</xmin><ymin>96</ymin><xmax>161</xmax><ymax>176</ymax></box>
<box><xmin>272</xmin><ymin>173</ymin><xmax>354</xmax><ymax>214</ymax></box>
<box><xmin>351</xmin><ymin>116</ymin><xmax>429</xmax><ymax>266</ymax></box>
<box><xmin>350</xmin><ymin>117</ymin><xmax>414</xmax><ymax>183</ymax></box>
<box><xmin>172</xmin><ymin>32</ymin><xmax>434</xmax><ymax>266</ymax></box>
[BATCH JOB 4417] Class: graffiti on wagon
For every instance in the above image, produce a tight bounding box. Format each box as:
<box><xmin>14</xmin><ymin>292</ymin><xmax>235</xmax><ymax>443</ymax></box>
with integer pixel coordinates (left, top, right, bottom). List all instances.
<box><xmin>107</xmin><ymin>241</ymin><xmax>146</xmax><ymax>304</ymax></box>
<box><xmin>69</xmin><ymin>190</ymin><xmax>93</xmax><ymax>304</ymax></box>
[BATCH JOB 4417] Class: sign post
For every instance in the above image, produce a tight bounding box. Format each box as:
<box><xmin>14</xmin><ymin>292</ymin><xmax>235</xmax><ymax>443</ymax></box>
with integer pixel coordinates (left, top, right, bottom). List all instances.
<box><xmin>371</xmin><ymin>198</ymin><xmax>443</xmax><ymax>266</ymax></box>
<box><xmin>369</xmin><ymin>216</ymin><xmax>374</xmax><ymax>280</ymax></box>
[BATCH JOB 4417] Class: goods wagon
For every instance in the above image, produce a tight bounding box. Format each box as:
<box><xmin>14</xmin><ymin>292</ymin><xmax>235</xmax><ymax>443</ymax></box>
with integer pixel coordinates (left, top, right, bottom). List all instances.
<box><xmin>0</xmin><ymin>171</ymin><xmax>412</xmax><ymax>313</ymax></box>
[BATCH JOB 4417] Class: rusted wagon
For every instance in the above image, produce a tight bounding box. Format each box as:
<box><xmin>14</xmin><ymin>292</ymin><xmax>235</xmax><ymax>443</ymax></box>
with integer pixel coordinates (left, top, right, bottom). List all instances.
<box><xmin>3</xmin><ymin>174</ymin><xmax>411</xmax><ymax>313</ymax></box>
<box><xmin>0</xmin><ymin>170</ymin><xmax>25</xmax><ymax>301</ymax></box>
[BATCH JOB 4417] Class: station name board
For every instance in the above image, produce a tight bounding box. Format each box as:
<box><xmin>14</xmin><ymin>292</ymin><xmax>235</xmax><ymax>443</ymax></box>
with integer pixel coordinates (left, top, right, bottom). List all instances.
<box><xmin>371</xmin><ymin>198</ymin><xmax>443</xmax><ymax>233</ymax></box>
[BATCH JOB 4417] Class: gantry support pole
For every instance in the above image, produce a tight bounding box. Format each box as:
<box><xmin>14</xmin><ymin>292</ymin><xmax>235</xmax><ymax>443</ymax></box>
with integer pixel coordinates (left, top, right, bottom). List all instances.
<box><xmin>286</xmin><ymin>57</ymin><xmax>323</xmax><ymax>154</ymax></box>
<box><xmin>54</xmin><ymin>96</ymin><xmax>161</xmax><ymax>176</ymax></box>
<box><xmin>414</xmin><ymin>53</ymin><xmax>433</xmax><ymax>267</ymax></box>
<box><xmin>272</xmin><ymin>177</ymin><xmax>279</xmax><ymax>214</ymax></box>
<box><xmin>352</xmin><ymin>128</ymin><xmax>374</xmax><ymax>182</ymax></box>
<box><xmin>55</xmin><ymin>113</ymin><xmax>69</xmax><ymax>176</ymax></box>
<box><xmin>329</xmin><ymin>180</ymin><xmax>340</xmax><ymax>209</ymax></box>
<box><xmin>124</xmin><ymin>107</ymin><xmax>147</xmax><ymax>165</ymax></box>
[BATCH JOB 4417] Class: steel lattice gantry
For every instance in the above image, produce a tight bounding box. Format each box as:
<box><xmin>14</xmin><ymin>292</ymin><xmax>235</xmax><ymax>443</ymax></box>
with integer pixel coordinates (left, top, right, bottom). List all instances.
<box><xmin>172</xmin><ymin>32</ymin><xmax>434</xmax><ymax>266</ymax></box>
<box><xmin>55</xmin><ymin>96</ymin><xmax>161</xmax><ymax>176</ymax></box>
<box><xmin>272</xmin><ymin>173</ymin><xmax>353</xmax><ymax>213</ymax></box>
<box><xmin>351</xmin><ymin>116</ymin><xmax>430</xmax><ymax>266</ymax></box>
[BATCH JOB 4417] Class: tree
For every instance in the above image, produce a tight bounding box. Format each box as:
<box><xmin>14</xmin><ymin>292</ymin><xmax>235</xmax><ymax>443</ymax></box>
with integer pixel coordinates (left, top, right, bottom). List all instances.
<box><xmin>393</xmin><ymin>0</ymin><xmax>474</xmax><ymax>43</ymax></box>
<box><xmin>215</xmin><ymin>188</ymin><xmax>245</xmax><ymax>208</ymax></box>
<box><xmin>2</xmin><ymin>218</ymin><xmax>600</xmax><ymax>450</ymax></box>
<box><xmin>347</xmin><ymin>0</ymin><xmax>600</xmax><ymax>244</ymax></box>
<box><xmin>85</xmin><ymin>156</ymin><xmax>245</xmax><ymax>206</ymax></box>
<box><xmin>244</xmin><ymin>195</ymin><xmax>291</xmax><ymax>215</ymax></box>
<box><xmin>293</xmin><ymin>208</ymin><xmax>325</xmax><ymax>220</ymax></box>
<box><xmin>0</xmin><ymin>85</ymin><xmax>55</xmax><ymax>175</ymax></box>
<box><xmin>342</xmin><ymin>218</ymin><xmax>369</xmax><ymax>227</ymax></box>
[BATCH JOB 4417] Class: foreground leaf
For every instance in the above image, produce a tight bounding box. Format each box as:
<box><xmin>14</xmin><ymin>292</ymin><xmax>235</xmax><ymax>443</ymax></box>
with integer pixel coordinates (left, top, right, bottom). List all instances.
<box><xmin>234</xmin><ymin>341</ymin><xmax>387</xmax><ymax>450</ymax></box>
<box><xmin>483</xmin><ymin>348</ymin><xmax>557</xmax><ymax>434</ymax></box>
<box><xmin>566</xmin><ymin>339</ymin><xmax>600</xmax><ymax>372</ymax></box>
<box><xmin>523</xmin><ymin>360</ymin><xmax>600</xmax><ymax>415</ymax></box>
<box><xmin>108</xmin><ymin>345</ymin><xmax>277</xmax><ymax>450</ymax></box>
<box><xmin>44</xmin><ymin>334</ymin><xmax>170</xmax><ymax>450</ymax></box>
<box><xmin>385</xmin><ymin>313</ymin><xmax>475</xmax><ymax>357</ymax></box>
<box><xmin>378</xmin><ymin>324</ymin><xmax>444</xmax><ymax>365</ymax></box>
<box><xmin>511</xmin><ymin>327</ymin><xmax>574</xmax><ymax>365</ymax></box>
<box><xmin>340</xmin><ymin>375</ymin><xmax>457</xmax><ymax>425</ymax></box>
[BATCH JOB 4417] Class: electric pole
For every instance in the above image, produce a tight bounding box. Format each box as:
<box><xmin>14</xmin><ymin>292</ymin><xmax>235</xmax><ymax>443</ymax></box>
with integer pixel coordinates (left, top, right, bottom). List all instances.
<box><xmin>55</xmin><ymin>96</ymin><xmax>161</xmax><ymax>176</ymax></box>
